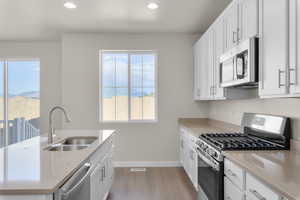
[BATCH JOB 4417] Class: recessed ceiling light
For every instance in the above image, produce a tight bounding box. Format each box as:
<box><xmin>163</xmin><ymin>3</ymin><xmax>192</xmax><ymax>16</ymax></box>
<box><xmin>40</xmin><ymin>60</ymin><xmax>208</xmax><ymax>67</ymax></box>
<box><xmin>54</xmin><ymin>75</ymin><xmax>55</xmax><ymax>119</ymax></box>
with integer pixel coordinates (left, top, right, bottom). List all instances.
<box><xmin>147</xmin><ymin>2</ymin><xmax>159</xmax><ymax>10</ymax></box>
<box><xmin>64</xmin><ymin>1</ymin><xmax>77</xmax><ymax>9</ymax></box>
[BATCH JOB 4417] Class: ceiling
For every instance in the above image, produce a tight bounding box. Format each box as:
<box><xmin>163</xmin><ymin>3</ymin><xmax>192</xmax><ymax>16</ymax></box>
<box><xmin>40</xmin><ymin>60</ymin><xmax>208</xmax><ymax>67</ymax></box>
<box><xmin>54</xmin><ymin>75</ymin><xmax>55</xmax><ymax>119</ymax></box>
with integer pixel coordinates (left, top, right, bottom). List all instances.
<box><xmin>0</xmin><ymin>0</ymin><xmax>232</xmax><ymax>40</ymax></box>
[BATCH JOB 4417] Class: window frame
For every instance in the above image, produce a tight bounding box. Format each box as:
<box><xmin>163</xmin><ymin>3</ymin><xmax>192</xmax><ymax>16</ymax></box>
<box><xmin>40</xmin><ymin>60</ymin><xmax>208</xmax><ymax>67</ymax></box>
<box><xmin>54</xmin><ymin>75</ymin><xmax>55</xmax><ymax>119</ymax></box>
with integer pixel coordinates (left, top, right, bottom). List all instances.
<box><xmin>0</xmin><ymin>58</ymin><xmax>41</xmax><ymax>147</ymax></box>
<box><xmin>99</xmin><ymin>50</ymin><xmax>158</xmax><ymax>123</ymax></box>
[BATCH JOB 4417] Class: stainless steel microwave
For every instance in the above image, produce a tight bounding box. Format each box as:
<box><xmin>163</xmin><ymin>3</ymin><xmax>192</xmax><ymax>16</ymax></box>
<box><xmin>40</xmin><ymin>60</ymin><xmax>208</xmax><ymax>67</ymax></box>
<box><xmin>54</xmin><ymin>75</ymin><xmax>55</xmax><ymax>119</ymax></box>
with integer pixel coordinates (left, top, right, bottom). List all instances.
<box><xmin>220</xmin><ymin>37</ymin><xmax>258</xmax><ymax>88</ymax></box>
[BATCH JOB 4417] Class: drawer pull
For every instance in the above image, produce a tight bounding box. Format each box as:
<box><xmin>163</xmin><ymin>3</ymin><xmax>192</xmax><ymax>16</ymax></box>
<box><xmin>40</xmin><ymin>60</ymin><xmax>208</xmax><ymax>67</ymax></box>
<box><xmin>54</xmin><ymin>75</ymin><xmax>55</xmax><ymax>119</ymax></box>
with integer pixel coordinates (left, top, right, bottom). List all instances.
<box><xmin>226</xmin><ymin>169</ymin><xmax>237</xmax><ymax>177</ymax></box>
<box><xmin>249</xmin><ymin>189</ymin><xmax>266</xmax><ymax>200</ymax></box>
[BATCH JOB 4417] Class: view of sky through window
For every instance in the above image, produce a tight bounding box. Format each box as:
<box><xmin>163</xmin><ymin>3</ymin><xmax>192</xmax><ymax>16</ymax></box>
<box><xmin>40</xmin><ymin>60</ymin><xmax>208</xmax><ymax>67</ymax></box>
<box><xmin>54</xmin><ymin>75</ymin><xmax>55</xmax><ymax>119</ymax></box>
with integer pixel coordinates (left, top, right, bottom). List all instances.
<box><xmin>101</xmin><ymin>52</ymin><xmax>156</xmax><ymax>121</ymax></box>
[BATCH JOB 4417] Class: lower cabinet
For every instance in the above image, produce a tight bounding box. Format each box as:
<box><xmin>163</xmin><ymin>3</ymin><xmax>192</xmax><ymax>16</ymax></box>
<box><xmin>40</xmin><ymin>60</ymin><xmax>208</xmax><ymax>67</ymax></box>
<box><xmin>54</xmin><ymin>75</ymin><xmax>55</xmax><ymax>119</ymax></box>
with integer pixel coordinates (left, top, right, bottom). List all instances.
<box><xmin>179</xmin><ymin>128</ymin><xmax>198</xmax><ymax>190</ymax></box>
<box><xmin>90</xmin><ymin>135</ymin><xmax>114</xmax><ymax>200</ymax></box>
<box><xmin>224</xmin><ymin>158</ymin><xmax>288</xmax><ymax>200</ymax></box>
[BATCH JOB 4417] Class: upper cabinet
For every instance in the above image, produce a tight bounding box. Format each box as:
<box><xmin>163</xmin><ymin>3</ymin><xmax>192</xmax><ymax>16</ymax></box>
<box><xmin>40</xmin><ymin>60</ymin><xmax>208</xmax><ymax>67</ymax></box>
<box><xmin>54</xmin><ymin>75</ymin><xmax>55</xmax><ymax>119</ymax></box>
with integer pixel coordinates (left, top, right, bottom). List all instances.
<box><xmin>289</xmin><ymin>0</ymin><xmax>300</xmax><ymax>95</ymax></box>
<box><xmin>194</xmin><ymin>0</ymin><xmax>300</xmax><ymax>100</ymax></box>
<box><xmin>239</xmin><ymin>0</ymin><xmax>259</xmax><ymax>42</ymax></box>
<box><xmin>223</xmin><ymin>1</ymin><xmax>239</xmax><ymax>51</ymax></box>
<box><xmin>223</xmin><ymin>0</ymin><xmax>258</xmax><ymax>51</ymax></box>
<box><xmin>259</xmin><ymin>0</ymin><xmax>289</xmax><ymax>97</ymax></box>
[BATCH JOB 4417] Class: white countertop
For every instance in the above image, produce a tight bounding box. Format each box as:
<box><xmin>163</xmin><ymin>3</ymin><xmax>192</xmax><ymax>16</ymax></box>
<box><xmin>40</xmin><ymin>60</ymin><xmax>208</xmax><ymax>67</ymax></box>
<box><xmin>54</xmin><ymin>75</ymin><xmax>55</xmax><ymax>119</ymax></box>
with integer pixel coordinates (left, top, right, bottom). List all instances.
<box><xmin>0</xmin><ymin>129</ymin><xmax>115</xmax><ymax>195</ymax></box>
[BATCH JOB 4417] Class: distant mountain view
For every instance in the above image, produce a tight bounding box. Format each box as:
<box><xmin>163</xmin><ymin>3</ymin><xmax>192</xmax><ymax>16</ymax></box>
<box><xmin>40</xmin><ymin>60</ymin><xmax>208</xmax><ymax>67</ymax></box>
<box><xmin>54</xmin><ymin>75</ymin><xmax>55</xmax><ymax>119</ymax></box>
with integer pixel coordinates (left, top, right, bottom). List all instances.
<box><xmin>0</xmin><ymin>91</ymin><xmax>40</xmax><ymax>99</ymax></box>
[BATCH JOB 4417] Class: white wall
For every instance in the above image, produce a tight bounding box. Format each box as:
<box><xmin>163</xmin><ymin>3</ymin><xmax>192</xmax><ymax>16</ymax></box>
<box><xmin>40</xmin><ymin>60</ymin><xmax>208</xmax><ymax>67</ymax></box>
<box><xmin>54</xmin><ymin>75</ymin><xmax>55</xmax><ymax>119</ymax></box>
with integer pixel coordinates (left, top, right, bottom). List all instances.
<box><xmin>61</xmin><ymin>33</ymin><xmax>208</xmax><ymax>162</ymax></box>
<box><xmin>0</xmin><ymin>41</ymin><xmax>62</xmax><ymax>134</ymax></box>
<box><xmin>209</xmin><ymin>98</ymin><xmax>300</xmax><ymax>140</ymax></box>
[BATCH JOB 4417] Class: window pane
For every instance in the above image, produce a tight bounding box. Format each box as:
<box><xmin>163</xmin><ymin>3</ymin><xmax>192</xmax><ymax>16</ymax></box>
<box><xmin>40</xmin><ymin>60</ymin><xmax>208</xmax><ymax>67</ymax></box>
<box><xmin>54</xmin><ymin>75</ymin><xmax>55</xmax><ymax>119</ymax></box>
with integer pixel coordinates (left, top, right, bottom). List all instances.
<box><xmin>130</xmin><ymin>88</ymin><xmax>142</xmax><ymax>120</ymax></box>
<box><xmin>7</xmin><ymin>61</ymin><xmax>40</xmax><ymax>145</ymax></box>
<box><xmin>0</xmin><ymin>62</ymin><xmax>3</xmax><ymax>148</ymax></box>
<box><xmin>102</xmin><ymin>88</ymin><xmax>116</xmax><ymax>121</ymax></box>
<box><xmin>143</xmin><ymin>88</ymin><xmax>155</xmax><ymax>120</ymax></box>
<box><xmin>131</xmin><ymin>55</ymin><xmax>142</xmax><ymax>88</ymax></box>
<box><xmin>116</xmin><ymin>88</ymin><xmax>128</xmax><ymax>121</ymax></box>
<box><xmin>115</xmin><ymin>54</ymin><xmax>128</xmax><ymax>88</ymax></box>
<box><xmin>102</xmin><ymin>54</ymin><xmax>115</xmax><ymax>88</ymax></box>
<box><xmin>143</xmin><ymin>55</ymin><xmax>155</xmax><ymax>88</ymax></box>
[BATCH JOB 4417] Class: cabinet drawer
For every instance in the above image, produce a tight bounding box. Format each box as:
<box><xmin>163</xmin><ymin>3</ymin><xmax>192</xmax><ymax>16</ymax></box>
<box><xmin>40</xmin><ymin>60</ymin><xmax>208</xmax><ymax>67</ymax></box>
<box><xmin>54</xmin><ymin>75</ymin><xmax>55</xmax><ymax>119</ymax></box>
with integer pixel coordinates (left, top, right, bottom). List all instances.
<box><xmin>224</xmin><ymin>177</ymin><xmax>244</xmax><ymax>200</ymax></box>
<box><xmin>246</xmin><ymin>172</ymin><xmax>279</xmax><ymax>200</ymax></box>
<box><xmin>224</xmin><ymin>158</ymin><xmax>245</xmax><ymax>190</ymax></box>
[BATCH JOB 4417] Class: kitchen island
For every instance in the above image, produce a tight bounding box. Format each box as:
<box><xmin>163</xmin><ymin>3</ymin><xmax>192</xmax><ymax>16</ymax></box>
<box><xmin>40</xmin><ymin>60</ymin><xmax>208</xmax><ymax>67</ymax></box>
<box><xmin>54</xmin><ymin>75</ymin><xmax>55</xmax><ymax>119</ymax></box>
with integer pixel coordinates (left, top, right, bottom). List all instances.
<box><xmin>0</xmin><ymin>129</ymin><xmax>115</xmax><ymax>200</ymax></box>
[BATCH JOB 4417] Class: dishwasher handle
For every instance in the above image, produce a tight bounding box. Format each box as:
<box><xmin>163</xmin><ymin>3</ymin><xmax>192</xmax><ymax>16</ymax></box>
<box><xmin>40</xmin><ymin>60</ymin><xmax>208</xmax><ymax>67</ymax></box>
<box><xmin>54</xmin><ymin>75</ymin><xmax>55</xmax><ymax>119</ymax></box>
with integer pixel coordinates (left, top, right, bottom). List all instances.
<box><xmin>60</xmin><ymin>163</ymin><xmax>92</xmax><ymax>200</ymax></box>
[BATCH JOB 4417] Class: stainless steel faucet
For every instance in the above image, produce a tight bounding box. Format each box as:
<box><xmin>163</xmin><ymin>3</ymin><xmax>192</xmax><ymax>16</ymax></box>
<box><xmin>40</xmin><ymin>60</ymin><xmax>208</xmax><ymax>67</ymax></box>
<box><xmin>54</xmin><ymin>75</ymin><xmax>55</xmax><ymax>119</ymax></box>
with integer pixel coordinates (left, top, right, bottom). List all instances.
<box><xmin>48</xmin><ymin>106</ymin><xmax>71</xmax><ymax>144</ymax></box>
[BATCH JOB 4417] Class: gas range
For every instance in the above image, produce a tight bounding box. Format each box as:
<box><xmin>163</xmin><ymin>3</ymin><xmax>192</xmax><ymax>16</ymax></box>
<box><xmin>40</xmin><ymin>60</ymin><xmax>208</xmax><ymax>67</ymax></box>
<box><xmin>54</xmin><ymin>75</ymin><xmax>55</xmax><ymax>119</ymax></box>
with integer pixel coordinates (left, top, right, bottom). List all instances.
<box><xmin>197</xmin><ymin>132</ymin><xmax>288</xmax><ymax>162</ymax></box>
<box><xmin>196</xmin><ymin>113</ymin><xmax>291</xmax><ymax>162</ymax></box>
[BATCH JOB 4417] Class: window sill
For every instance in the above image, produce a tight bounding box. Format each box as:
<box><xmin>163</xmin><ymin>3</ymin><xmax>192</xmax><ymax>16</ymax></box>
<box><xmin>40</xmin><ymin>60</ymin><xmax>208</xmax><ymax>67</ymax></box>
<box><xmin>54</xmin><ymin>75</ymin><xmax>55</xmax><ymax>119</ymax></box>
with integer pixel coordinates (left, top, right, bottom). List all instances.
<box><xmin>99</xmin><ymin>120</ymin><xmax>158</xmax><ymax>124</ymax></box>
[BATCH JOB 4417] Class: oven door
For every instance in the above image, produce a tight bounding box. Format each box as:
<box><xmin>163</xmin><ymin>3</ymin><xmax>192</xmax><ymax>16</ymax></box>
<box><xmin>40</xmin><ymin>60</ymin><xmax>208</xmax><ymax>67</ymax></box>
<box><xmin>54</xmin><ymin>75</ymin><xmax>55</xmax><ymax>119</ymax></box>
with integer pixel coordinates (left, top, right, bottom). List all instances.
<box><xmin>197</xmin><ymin>149</ymin><xmax>223</xmax><ymax>200</ymax></box>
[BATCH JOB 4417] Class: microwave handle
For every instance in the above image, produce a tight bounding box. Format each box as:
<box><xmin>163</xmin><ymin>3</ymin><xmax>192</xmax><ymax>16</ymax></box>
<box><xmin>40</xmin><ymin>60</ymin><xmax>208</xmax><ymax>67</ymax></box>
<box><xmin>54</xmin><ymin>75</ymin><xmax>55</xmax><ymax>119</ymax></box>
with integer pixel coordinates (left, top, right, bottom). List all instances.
<box><xmin>233</xmin><ymin>57</ymin><xmax>236</xmax><ymax>81</ymax></box>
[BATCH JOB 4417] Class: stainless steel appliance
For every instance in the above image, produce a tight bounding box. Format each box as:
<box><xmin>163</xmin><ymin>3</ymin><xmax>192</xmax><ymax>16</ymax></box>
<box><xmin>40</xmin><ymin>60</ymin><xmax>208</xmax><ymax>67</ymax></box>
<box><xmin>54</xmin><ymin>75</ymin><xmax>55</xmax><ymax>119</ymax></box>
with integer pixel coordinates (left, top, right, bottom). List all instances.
<box><xmin>196</xmin><ymin>113</ymin><xmax>290</xmax><ymax>200</ymax></box>
<box><xmin>54</xmin><ymin>162</ymin><xmax>92</xmax><ymax>200</ymax></box>
<box><xmin>220</xmin><ymin>37</ymin><xmax>258</xmax><ymax>88</ymax></box>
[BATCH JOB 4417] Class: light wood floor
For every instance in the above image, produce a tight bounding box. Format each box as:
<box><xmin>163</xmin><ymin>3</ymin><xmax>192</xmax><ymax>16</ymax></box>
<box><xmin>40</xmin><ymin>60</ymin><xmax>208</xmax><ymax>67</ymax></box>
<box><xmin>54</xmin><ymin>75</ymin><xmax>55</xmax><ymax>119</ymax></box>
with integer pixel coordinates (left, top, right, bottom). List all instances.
<box><xmin>107</xmin><ymin>167</ymin><xmax>197</xmax><ymax>200</ymax></box>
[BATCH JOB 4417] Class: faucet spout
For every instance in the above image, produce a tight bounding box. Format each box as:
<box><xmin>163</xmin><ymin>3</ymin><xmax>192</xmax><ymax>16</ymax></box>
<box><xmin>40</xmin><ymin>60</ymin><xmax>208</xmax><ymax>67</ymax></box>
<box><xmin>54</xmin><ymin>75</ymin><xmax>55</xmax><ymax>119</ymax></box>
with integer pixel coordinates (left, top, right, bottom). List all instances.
<box><xmin>48</xmin><ymin>106</ymin><xmax>71</xmax><ymax>144</ymax></box>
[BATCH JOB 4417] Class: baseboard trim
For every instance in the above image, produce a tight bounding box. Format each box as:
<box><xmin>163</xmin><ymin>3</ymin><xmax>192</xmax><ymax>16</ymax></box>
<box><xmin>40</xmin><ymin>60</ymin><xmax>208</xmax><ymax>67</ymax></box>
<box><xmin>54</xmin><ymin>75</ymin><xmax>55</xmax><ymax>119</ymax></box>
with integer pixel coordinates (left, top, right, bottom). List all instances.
<box><xmin>114</xmin><ymin>161</ymin><xmax>181</xmax><ymax>167</ymax></box>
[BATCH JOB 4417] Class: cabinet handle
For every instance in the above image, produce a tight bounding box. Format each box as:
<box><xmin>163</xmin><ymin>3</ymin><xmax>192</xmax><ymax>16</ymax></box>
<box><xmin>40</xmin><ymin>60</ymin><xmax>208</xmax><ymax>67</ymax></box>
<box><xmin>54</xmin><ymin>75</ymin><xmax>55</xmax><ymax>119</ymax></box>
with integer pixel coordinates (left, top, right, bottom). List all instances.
<box><xmin>249</xmin><ymin>189</ymin><xmax>266</xmax><ymax>200</ymax></box>
<box><xmin>237</xmin><ymin>28</ymin><xmax>241</xmax><ymax>42</ymax></box>
<box><xmin>289</xmin><ymin>67</ymin><xmax>297</xmax><ymax>86</ymax></box>
<box><xmin>233</xmin><ymin>31</ymin><xmax>237</xmax><ymax>43</ymax></box>
<box><xmin>181</xmin><ymin>140</ymin><xmax>184</xmax><ymax>149</ymax></box>
<box><xmin>190</xmin><ymin>150</ymin><xmax>194</xmax><ymax>160</ymax></box>
<box><xmin>278</xmin><ymin>69</ymin><xmax>286</xmax><ymax>88</ymax></box>
<box><xmin>101</xmin><ymin>167</ymin><xmax>105</xmax><ymax>182</ymax></box>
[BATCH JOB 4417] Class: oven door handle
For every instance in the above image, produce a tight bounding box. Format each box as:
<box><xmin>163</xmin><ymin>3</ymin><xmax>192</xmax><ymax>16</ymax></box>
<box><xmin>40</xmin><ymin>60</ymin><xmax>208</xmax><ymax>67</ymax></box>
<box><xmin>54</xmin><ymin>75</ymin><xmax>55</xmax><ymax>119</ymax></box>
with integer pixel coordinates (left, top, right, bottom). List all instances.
<box><xmin>196</xmin><ymin>148</ymin><xmax>220</xmax><ymax>171</ymax></box>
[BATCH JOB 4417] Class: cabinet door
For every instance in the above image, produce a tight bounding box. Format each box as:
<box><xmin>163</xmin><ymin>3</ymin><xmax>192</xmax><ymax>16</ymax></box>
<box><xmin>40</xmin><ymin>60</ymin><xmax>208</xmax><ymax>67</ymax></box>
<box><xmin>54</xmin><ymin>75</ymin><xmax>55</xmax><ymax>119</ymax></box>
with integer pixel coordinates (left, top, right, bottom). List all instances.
<box><xmin>224</xmin><ymin>1</ymin><xmax>239</xmax><ymax>51</ymax></box>
<box><xmin>189</xmin><ymin>147</ymin><xmax>198</xmax><ymax>190</ymax></box>
<box><xmin>214</xmin><ymin>19</ymin><xmax>225</xmax><ymax>99</ymax></box>
<box><xmin>239</xmin><ymin>0</ymin><xmax>259</xmax><ymax>42</ymax></box>
<box><xmin>193</xmin><ymin>39</ymin><xmax>202</xmax><ymax>100</ymax></box>
<box><xmin>259</xmin><ymin>0</ymin><xmax>289</xmax><ymax>97</ymax></box>
<box><xmin>289</xmin><ymin>0</ymin><xmax>300</xmax><ymax>95</ymax></box>
<box><xmin>198</xmin><ymin>34</ymin><xmax>211</xmax><ymax>99</ymax></box>
<box><xmin>90</xmin><ymin>164</ymin><xmax>102</xmax><ymax>200</ymax></box>
<box><xmin>207</xmin><ymin>28</ymin><xmax>216</xmax><ymax>99</ymax></box>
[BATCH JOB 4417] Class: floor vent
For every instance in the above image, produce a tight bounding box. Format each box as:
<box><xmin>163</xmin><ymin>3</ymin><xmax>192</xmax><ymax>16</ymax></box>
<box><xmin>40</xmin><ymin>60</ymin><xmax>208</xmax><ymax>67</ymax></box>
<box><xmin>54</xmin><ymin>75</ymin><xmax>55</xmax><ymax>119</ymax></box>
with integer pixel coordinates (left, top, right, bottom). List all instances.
<box><xmin>130</xmin><ymin>168</ymin><xmax>147</xmax><ymax>172</ymax></box>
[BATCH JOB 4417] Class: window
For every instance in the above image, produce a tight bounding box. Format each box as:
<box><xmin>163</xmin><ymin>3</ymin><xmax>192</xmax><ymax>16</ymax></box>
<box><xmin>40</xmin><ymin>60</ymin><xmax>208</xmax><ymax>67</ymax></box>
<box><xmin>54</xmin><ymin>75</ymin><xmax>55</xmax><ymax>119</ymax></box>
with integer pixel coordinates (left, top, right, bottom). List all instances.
<box><xmin>100</xmin><ymin>51</ymin><xmax>157</xmax><ymax>122</ymax></box>
<box><xmin>0</xmin><ymin>60</ymin><xmax>40</xmax><ymax>148</ymax></box>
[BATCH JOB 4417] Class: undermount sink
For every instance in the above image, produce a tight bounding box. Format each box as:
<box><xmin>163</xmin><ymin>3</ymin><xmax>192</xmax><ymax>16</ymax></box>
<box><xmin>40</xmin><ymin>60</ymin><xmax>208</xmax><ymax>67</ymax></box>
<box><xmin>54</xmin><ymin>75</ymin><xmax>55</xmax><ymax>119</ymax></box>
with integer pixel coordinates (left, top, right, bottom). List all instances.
<box><xmin>61</xmin><ymin>136</ymin><xmax>98</xmax><ymax>145</ymax></box>
<box><xmin>46</xmin><ymin>144</ymin><xmax>89</xmax><ymax>151</ymax></box>
<box><xmin>44</xmin><ymin>136</ymin><xmax>98</xmax><ymax>151</ymax></box>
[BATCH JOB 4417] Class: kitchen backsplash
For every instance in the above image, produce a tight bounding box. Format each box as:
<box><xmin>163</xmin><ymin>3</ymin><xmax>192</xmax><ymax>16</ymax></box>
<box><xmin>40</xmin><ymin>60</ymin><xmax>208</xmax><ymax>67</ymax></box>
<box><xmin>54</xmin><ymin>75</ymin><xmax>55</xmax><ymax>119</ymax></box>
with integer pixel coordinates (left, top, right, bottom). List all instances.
<box><xmin>209</xmin><ymin>98</ymin><xmax>300</xmax><ymax>140</ymax></box>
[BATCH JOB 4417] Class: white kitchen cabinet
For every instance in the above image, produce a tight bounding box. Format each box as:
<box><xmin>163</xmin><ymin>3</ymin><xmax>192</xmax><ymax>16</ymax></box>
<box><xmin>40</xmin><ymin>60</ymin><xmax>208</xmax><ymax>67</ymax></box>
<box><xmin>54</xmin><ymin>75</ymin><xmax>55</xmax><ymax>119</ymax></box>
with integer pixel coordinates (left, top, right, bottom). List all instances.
<box><xmin>90</xmin><ymin>134</ymin><xmax>114</xmax><ymax>200</ymax></box>
<box><xmin>224</xmin><ymin>1</ymin><xmax>239</xmax><ymax>51</ymax></box>
<box><xmin>179</xmin><ymin>128</ymin><xmax>198</xmax><ymax>190</ymax></box>
<box><xmin>90</xmin><ymin>164</ymin><xmax>102</xmax><ymax>200</ymax></box>
<box><xmin>246</xmin><ymin>173</ymin><xmax>280</xmax><ymax>200</ymax></box>
<box><xmin>193</xmin><ymin>38</ymin><xmax>202</xmax><ymax>100</ymax></box>
<box><xmin>214</xmin><ymin>19</ymin><xmax>225</xmax><ymax>99</ymax></box>
<box><xmin>207</xmin><ymin>27</ymin><xmax>216</xmax><ymax>99</ymax></box>
<box><xmin>224</xmin><ymin>157</ymin><xmax>289</xmax><ymax>200</ymax></box>
<box><xmin>289</xmin><ymin>0</ymin><xmax>300</xmax><ymax>95</ymax></box>
<box><xmin>258</xmin><ymin>0</ymin><xmax>289</xmax><ymax>97</ymax></box>
<box><xmin>224</xmin><ymin>177</ymin><xmax>245</xmax><ymax>200</ymax></box>
<box><xmin>238</xmin><ymin>0</ymin><xmax>259</xmax><ymax>42</ymax></box>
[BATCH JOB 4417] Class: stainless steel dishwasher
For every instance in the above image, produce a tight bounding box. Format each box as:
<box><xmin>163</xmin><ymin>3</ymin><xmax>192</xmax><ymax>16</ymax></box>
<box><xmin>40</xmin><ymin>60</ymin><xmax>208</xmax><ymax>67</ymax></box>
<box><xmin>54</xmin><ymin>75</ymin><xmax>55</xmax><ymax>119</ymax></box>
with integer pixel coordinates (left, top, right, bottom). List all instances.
<box><xmin>54</xmin><ymin>162</ymin><xmax>92</xmax><ymax>200</ymax></box>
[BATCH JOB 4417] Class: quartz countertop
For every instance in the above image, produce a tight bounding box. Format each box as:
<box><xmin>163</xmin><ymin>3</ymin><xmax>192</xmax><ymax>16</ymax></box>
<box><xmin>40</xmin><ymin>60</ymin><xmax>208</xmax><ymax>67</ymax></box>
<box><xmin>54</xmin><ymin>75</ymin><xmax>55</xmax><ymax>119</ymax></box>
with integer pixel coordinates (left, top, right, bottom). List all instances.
<box><xmin>0</xmin><ymin>129</ymin><xmax>115</xmax><ymax>195</ymax></box>
<box><xmin>224</xmin><ymin>147</ymin><xmax>300</xmax><ymax>200</ymax></box>
<box><xmin>178</xmin><ymin>118</ymin><xmax>241</xmax><ymax>138</ymax></box>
